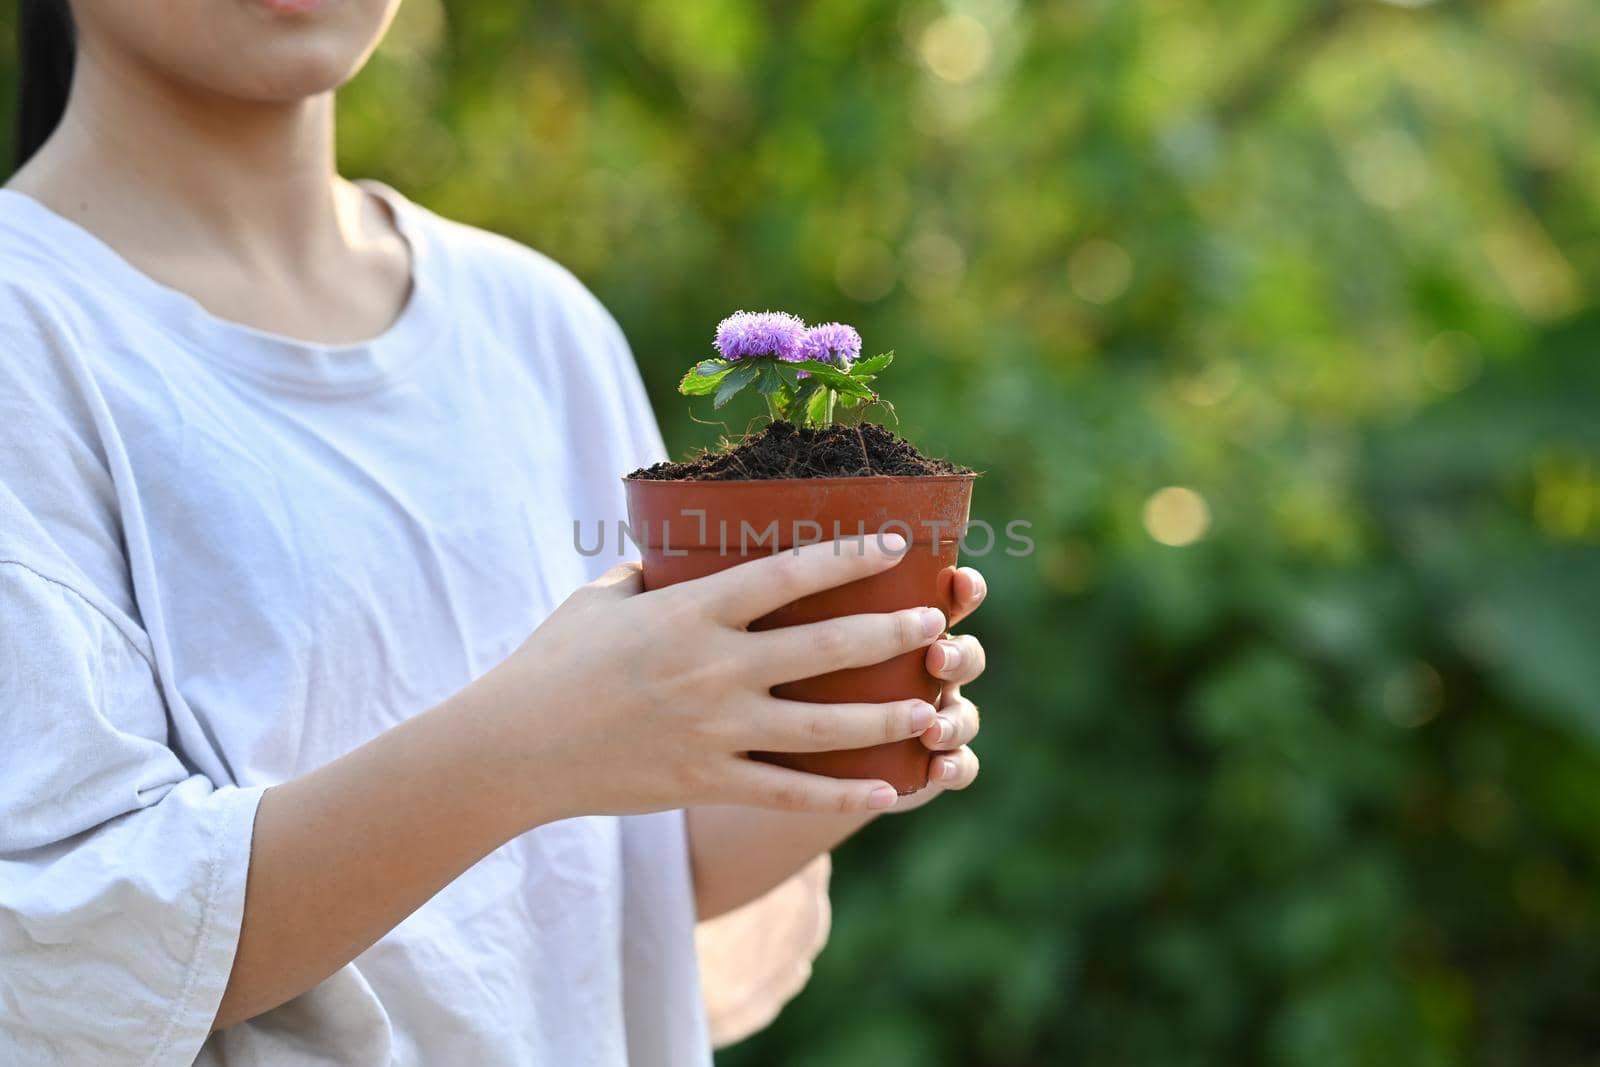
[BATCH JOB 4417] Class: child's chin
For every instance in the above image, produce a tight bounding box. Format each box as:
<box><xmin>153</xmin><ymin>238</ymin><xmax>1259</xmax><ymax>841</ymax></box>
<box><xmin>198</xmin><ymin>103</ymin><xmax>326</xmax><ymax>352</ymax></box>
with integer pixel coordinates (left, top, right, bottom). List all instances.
<box><xmin>228</xmin><ymin>46</ymin><xmax>371</xmax><ymax>102</ymax></box>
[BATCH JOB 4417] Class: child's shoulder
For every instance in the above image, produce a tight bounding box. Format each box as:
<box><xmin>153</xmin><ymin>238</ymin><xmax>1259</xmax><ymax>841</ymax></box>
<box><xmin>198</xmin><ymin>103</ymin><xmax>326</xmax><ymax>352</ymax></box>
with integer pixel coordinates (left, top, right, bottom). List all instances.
<box><xmin>371</xmin><ymin>182</ymin><xmax>614</xmax><ymax>331</ymax></box>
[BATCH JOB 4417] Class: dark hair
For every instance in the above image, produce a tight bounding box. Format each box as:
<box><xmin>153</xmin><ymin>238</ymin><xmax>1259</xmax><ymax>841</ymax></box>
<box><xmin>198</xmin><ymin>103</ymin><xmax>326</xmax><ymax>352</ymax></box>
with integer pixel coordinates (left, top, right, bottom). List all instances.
<box><xmin>14</xmin><ymin>0</ymin><xmax>76</xmax><ymax>170</ymax></box>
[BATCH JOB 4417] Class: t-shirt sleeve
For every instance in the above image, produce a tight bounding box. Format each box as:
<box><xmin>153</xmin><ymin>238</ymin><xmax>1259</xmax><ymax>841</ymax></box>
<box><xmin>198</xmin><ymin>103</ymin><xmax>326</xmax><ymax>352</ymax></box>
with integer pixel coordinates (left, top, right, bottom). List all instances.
<box><xmin>487</xmin><ymin>241</ymin><xmax>669</xmax><ymax>584</ymax></box>
<box><xmin>588</xmin><ymin>305</ymin><xmax>670</xmax><ymax>476</ymax></box>
<box><xmin>0</xmin><ymin>290</ymin><xmax>264</xmax><ymax>1064</ymax></box>
<box><xmin>563</xmin><ymin>279</ymin><xmax>668</xmax><ymax>579</ymax></box>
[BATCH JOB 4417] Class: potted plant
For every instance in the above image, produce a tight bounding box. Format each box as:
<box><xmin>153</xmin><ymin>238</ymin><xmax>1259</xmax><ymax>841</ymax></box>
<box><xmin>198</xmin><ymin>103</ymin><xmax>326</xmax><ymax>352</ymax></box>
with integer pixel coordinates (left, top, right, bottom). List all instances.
<box><xmin>624</xmin><ymin>311</ymin><xmax>977</xmax><ymax>794</ymax></box>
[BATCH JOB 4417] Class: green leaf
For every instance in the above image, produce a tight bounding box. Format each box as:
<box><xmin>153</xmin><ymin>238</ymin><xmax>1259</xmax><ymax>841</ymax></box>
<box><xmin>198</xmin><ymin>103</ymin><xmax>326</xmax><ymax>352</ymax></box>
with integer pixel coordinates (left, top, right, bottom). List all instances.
<box><xmin>756</xmin><ymin>364</ymin><xmax>796</xmax><ymax>418</ymax></box>
<box><xmin>712</xmin><ymin>362</ymin><xmax>760</xmax><ymax>409</ymax></box>
<box><xmin>803</xmin><ymin>384</ymin><xmax>831</xmax><ymax>425</ymax></box>
<box><xmin>679</xmin><ymin>359</ymin><xmax>734</xmax><ymax>396</ymax></box>
<box><xmin>755</xmin><ymin>363</ymin><xmax>785</xmax><ymax>396</ymax></box>
<box><xmin>789</xmin><ymin>360</ymin><xmax>877</xmax><ymax>399</ymax></box>
<box><xmin>769</xmin><ymin>389</ymin><xmax>796</xmax><ymax>420</ymax></box>
<box><xmin>680</xmin><ymin>370</ymin><xmax>730</xmax><ymax>396</ymax></box>
<box><xmin>852</xmin><ymin>351</ymin><xmax>894</xmax><ymax>376</ymax></box>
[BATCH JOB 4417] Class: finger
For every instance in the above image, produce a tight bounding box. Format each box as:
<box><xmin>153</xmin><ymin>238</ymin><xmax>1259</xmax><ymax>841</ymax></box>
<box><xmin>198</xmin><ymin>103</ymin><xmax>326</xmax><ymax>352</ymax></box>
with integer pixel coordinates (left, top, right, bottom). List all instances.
<box><xmin>927</xmin><ymin>746</ymin><xmax>980</xmax><ymax>790</ymax></box>
<box><xmin>920</xmin><ymin>694</ymin><xmax>980</xmax><ymax>751</ymax></box>
<box><xmin>927</xmin><ymin>633</ymin><xmax>986</xmax><ymax>685</ymax></box>
<box><xmin>747</xmin><ymin>698</ymin><xmax>937</xmax><ymax>754</ymax></box>
<box><xmin>946</xmin><ymin>567</ymin><xmax>988</xmax><ymax>627</ymax></box>
<box><xmin>724</xmin><ymin>759</ymin><xmax>902</xmax><ymax>814</ymax></box>
<box><xmin>752</xmin><ymin>605</ymin><xmax>947</xmax><ymax>685</ymax></box>
<box><xmin>691</xmin><ymin>534</ymin><xmax>908</xmax><ymax>626</ymax></box>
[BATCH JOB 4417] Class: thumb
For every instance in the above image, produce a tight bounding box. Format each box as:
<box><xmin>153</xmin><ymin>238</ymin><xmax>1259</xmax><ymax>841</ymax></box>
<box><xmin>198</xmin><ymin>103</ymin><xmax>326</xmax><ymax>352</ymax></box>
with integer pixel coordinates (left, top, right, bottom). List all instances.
<box><xmin>589</xmin><ymin>560</ymin><xmax>646</xmax><ymax>598</ymax></box>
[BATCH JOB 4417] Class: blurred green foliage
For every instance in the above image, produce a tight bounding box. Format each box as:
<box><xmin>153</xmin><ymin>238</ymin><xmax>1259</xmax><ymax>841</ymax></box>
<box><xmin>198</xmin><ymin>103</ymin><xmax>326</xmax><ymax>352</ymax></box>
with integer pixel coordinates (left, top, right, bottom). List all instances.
<box><xmin>9</xmin><ymin>0</ymin><xmax>1600</xmax><ymax>1062</ymax></box>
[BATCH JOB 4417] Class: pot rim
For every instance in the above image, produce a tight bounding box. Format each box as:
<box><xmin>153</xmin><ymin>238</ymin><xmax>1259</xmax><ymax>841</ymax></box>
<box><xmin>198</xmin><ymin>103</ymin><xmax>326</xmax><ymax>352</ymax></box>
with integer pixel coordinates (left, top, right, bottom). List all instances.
<box><xmin>622</xmin><ymin>472</ymin><xmax>980</xmax><ymax>487</ymax></box>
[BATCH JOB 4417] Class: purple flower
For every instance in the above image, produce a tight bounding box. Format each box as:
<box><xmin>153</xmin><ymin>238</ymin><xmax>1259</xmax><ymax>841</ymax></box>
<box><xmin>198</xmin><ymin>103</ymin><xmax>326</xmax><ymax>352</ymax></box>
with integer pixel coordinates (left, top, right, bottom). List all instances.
<box><xmin>801</xmin><ymin>322</ymin><xmax>862</xmax><ymax>369</ymax></box>
<box><xmin>714</xmin><ymin>311</ymin><xmax>809</xmax><ymax>362</ymax></box>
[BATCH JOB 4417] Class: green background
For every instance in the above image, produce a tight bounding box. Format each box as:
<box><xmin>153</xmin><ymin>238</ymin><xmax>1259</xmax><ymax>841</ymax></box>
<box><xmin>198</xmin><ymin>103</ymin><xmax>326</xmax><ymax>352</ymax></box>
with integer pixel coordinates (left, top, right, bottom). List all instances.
<box><xmin>9</xmin><ymin>0</ymin><xmax>1600</xmax><ymax>1062</ymax></box>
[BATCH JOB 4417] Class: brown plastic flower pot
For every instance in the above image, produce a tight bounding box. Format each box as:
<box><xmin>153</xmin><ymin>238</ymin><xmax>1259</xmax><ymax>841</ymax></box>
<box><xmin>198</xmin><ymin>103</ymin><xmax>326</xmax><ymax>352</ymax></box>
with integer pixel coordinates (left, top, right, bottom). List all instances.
<box><xmin>623</xmin><ymin>473</ymin><xmax>976</xmax><ymax>795</ymax></box>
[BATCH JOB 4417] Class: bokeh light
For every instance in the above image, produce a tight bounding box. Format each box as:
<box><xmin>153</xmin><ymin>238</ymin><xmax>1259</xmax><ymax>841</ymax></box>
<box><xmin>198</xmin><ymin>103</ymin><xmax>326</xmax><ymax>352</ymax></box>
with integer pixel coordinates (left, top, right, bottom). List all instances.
<box><xmin>833</xmin><ymin>239</ymin><xmax>898</xmax><ymax>302</ymax></box>
<box><xmin>1143</xmin><ymin>487</ymin><xmax>1211</xmax><ymax>547</ymax></box>
<box><xmin>901</xmin><ymin>232</ymin><xmax>968</xmax><ymax>301</ymax></box>
<box><xmin>1383</xmin><ymin>661</ymin><xmax>1446</xmax><ymax>728</ymax></box>
<box><xmin>1419</xmin><ymin>331</ymin><xmax>1483</xmax><ymax>393</ymax></box>
<box><xmin>1067</xmin><ymin>238</ymin><xmax>1133</xmax><ymax>304</ymax></box>
<box><xmin>918</xmin><ymin>14</ymin><xmax>993</xmax><ymax>85</ymax></box>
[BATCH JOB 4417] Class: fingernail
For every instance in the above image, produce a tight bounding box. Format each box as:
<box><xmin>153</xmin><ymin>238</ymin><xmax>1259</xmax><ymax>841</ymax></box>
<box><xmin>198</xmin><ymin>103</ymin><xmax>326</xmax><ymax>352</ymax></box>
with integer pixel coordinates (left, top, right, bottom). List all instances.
<box><xmin>934</xmin><ymin>716</ymin><xmax>954</xmax><ymax>745</ymax></box>
<box><xmin>937</xmin><ymin>758</ymin><xmax>958</xmax><ymax>782</ymax></box>
<box><xmin>880</xmin><ymin>532</ymin><xmax>907</xmax><ymax>553</ymax></box>
<box><xmin>909</xmin><ymin>702</ymin><xmax>937</xmax><ymax>732</ymax></box>
<box><xmin>867</xmin><ymin>785</ymin><xmax>899</xmax><ymax>810</ymax></box>
<box><xmin>918</xmin><ymin>608</ymin><xmax>946</xmax><ymax>639</ymax></box>
<box><xmin>937</xmin><ymin>641</ymin><xmax>962</xmax><ymax>672</ymax></box>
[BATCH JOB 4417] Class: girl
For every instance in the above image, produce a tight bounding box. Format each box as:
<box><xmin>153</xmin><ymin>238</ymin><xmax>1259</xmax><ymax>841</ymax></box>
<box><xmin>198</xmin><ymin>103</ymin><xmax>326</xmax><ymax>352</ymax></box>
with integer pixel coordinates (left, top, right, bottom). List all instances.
<box><xmin>0</xmin><ymin>1</ymin><xmax>986</xmax><ymax>1063</ymax></box>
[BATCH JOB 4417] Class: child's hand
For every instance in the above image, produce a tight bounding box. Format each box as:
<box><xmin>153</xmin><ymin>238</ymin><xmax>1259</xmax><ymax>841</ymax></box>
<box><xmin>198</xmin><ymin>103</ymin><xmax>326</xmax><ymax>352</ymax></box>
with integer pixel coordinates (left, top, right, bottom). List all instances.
<box><xmin>466</xmin><ymin>536</ymin><xmax>951</xmax><ymax>826</ymax></box>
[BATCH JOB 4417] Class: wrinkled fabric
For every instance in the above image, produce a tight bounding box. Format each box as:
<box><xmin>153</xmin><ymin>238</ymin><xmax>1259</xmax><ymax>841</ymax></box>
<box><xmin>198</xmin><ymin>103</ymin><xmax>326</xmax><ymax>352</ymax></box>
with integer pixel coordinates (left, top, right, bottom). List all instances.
<box><xmin>0</xmin><ymin>184</ymin><xmax>826</xmax><ymax>1065</ymax></box>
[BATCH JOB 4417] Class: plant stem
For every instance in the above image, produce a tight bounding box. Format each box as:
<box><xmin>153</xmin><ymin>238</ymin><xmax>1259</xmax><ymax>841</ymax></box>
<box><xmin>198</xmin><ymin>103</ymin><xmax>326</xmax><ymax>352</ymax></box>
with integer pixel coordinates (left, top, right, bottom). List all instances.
<box><xmin>823</xmin><ymin>389</ymin><xmax>835</xmax><ymax>428</ymax></box>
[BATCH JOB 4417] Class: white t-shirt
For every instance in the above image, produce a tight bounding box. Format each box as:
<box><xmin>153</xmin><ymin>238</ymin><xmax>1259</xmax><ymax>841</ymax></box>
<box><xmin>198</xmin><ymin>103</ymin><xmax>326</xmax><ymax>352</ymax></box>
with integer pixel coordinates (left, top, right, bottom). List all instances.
<box><xmin>0</xmin><ymin>184</ymin><xmax>826</xmax><ymax>1065</ymax></box>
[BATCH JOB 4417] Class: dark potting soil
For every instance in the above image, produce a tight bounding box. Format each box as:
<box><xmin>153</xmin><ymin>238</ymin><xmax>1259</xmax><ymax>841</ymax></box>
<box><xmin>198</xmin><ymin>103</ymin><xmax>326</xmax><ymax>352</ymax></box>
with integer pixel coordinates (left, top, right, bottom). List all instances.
<box><xmin>627</xmin><ymin>421</ymin><xmax>970</xmax><ymax>481</ymax></box>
